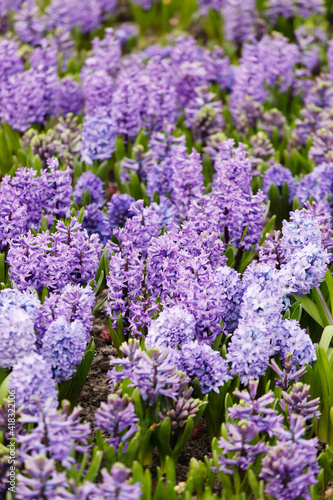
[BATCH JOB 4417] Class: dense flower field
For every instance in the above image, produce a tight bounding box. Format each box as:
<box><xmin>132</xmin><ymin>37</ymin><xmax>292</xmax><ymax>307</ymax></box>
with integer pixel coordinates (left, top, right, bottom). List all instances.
<box><xmin>2</xmin><ymin>0</ymin><xmax>333</xmax><ymax>498</ymax></box>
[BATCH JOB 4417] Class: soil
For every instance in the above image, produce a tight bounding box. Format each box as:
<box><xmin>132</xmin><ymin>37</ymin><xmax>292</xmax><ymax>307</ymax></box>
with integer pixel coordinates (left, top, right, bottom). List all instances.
<box><xmin>78</xmin><ymin>306</ymin><xmax>215</xmax><ymax>486</ymax></box>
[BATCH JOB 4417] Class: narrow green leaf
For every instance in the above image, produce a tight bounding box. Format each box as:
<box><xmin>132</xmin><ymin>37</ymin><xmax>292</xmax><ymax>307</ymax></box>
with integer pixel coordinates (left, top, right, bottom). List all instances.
<box><xmin>295</xmin><ymin>295</ymin><xmax>324</xmax><ymax>328</ymax></box>
<box><xmin>319</xmin><ymin>326</ymin><xmax>333</xmax><ymax>353</ymax></box>
<box><xmin>84</xmin><ymin>449</ymin><xmax>103</xmax><ymax>482</ymax></box>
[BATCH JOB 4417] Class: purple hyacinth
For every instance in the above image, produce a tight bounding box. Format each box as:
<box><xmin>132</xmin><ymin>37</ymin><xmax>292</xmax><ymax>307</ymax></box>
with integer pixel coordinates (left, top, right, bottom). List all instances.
<box><xmin>40</xmin><ymin>157</ymin><xmax>72</xmax><ymax>221</ymax></box>
<box><xmin>113</xmin><ymin>200</ymin><xmax>163</xmax><ymax>256</ymax></box>
<box><xmin>296</xmin><ymin>163</ymin><xmax>333</xmax><ymax>205</ymax></box>
<box><xmin>18</xmin><ymin>399</ymin><xmax>90</xmax><ymax>469</ymax></box>
<box><xmin>263</xmin><ymin>163</ymin><xmax>296</xmax><ymax>203</ymax></box>
<box><xmin>0</xmin><ymin>38</ymin><xmax>23</xmax><ymax>84</ymax></box>
<box><xmin>0</xmin><ymin>187</ymin><xmax>28</xmax><ymax>250</ymax></box>
<box><xmin>146</xmin><ymin>305</ymin><xmax>196</xmax><ymax>349</ymax></box>
<box><xmin>111</xmin><ymin>66</ymin><xmax>144</xmax><ymax>140</ymax></box>
<box><xmin>109</xmin><ymin>344</ymin><xmax>187</xmax><ymax>404</ymax></box>
<box><xmin>84</xmin><ymin>28</ymin><xmax>121</xmax><ymax>76</ymax></box>
<box><xmin>81</xmin><ymin>203</ymin><xmax>111</xmax><ymax>245</ymax></box>
<box><xmin>95</xmin><ymin>393</ymin><xmax>139</xmax><ymax>451</ymax></box>
<box><xmin>14</xmin><ymin>0</ymin><xmax>46</xmax><ymax>45</ymax></box>
<box><xmin>46</xmin><ymin>0</ymin><xmax>101</xmax><ymax>33</ymax></box>
<box><xmin>170</xmin><ymin>149</ymin><xmax>205</xmax><ymax>219</ymax></box>
<box><xmin>107</xmin><ymin>193</ymin><xmax>135</xmax><ymax>233</ymax></box>
<box><xmin>217</xmin><ymin>419</ymin><xmax>267</xmax><ymax>474</ymax></box>
<box><xmin>280</xmin><ymin>382</ymin><xmax>320</xmax><ymax>422</ymax></box>
<box><xmin>73</xmin><ymin>171</ymin><xmax>105</xmax><ymax>207</ymax></box>
<box><xmin>260</xmin><ymin>415</ymin><xmax>319</xmax><ymax>499</ymax></box>
<box><xmin>97</xmin><ymin>464</ymin><xmax>142</xmax><ymax>499</ymax></box>
<box><xmin>141</xmin><ymin>57</ymin><xmax>178</xmax><ymax>132</ymax></box>
<box><xmin>222</xmin><ymin>0</ymin><xmax>257</xmax><ymax>46</ymax></box>
<box><xmin>82</xmin><ymin>69</ymin><xmax>114</xmax><ymax>115</ymax></box>
<box><xmin>59</xmin><ymin>76</ymin><xmax>83</xmax><ymax>116</ymax></box>
<box><xmin>9</xmin><ymin>353</ymin><xmax>58</xmax><ymax>416</ymax></box>
<box><xmin>277</xmin><ymin>319</ymin><xmax>316</xmax><ymax>370</ymax></box>
<box><xmin>16</xmin><ymin>455</ymin><xmax>69</xmax><ymax>499</ymax></box>
<box><xmin>180</xmin><ymin>340</ymin><xmax>231</xmax><ymax>394</ymax></box>
<box><xmin>1</xmin><ymin>70</ymin><xmax>49</xmax><ymax>132</ymax></box>
<box><xmin>41</xmin><ymin>317</ymin><xmax>88</xmax><ymax>383</ymax></box>
<box><xmin>81</xmin><ymin>113</ymin><xmax>116</xmax><ymax>166</ymax></box>
<box><xmin>39</xmin><ymin>283</ymin><xmax>95</xmax><ymax>340</ymax></box>
<box><xmin>0</xmin><ymin>302</ymin><xmax>37</xmax><ymax>369</ymax></box>
<box><xmin>8</xmin><ymin>218</ymin><xmax>101</xmax><ymax>292</ymax></box>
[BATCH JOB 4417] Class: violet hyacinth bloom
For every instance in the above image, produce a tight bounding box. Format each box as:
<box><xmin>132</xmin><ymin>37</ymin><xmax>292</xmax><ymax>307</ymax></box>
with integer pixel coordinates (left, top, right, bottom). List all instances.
<box><xmin>18</xmin><ymin>399</ymin><xmax>90</xmax><ymax>469</ymax></box>
<box><xmin>180</xmin><ymin>340</ymin><xmax>231</xmax><ymax>394</ymax></box>
<box><xmin>107</xmin><ymin>193</ymin><xmax>135</xmax><ymax>232</ymax></box>
<box><xmin>73</xmin><ymin>171</ymin><xmax>105</xmax><ymax>207</ymax></box>
<box><xmin>170</xmin><ymin>149</ymin><xmax>205</xmax><ymax>219</ymax></box>
<box><xmin>146</xmin><ymin>305</ymin><xmax>196</xmax><ymax>349</ymax></box>
<box><xmin>260</xmin><ymin>414</ymin><xmax>319</xmax><ymax>499</ymax></box>
<box><xmin>16</xmin><ymin>455</ymin><xmax>69</xmax><ymax>499</ymax></box>
<box><xmin>59</xmin><ymin>76</ymin><xmax>83</xmax><ymax>116</ymax></box>
<box><xmin>9</xmin><ymin>353</ymin><xmax>58</xmax><ymax>416</ymax></box>
<box><xmin>280</xmin><ymin>382</ymin><xmax>320</xmax><ymax>421</ymax></box>
<box><xmin>81</xmin><ymin>203</ymin><xmax>111</xmax><ymax>245</ymax></box>
<box><xmin>85</xmin><ymin>28</ymin><xmax>121</xmax><ymax>76</ymax></box>
<box><xmin>14</xmin><ymin>0</ymin><xmax>46</xmax><ymax>45</ymax></box>
<box><xmin>277</xmin><ymin>319</ymin><xmax>316</xmax><ymax>370</ymax></box>
<box><xmin>140</xmin><ymin>57</ymin><xmax>178</xmax><ymax>132</ymax></box>
<box><xmin>109</xmin><ymin>344</ymin><xmax>187</xmax><ymax>404</ymax></box>
<box><xmin>1</xmin><ymin>70</ymin><xmax>48</xmax><ymax>132</ymax></box>
<box><xmin>222</xmin><ymin>0</ymin><xmax>257</xmax><ymax>46</ymax></box>
<box><xmin>0</xmin><ymin>189</ymin><xmax>28</xmax><ymax>250</ymax></box>
<box><xmin>46</xmin><ymin>0</ymin><xmax>101</xmax><ymax>33</ymax></box>
<box><xmin>263</xmin><ymin>163</ymin><xmax>296</xmax><ymax>203</ymax></box>
<box><xmin>8</xmin><ymin>218</ymin><xmax>101</xmax><ymax>292</ymax></box>
<box><xmin>82</xmin><ymin>69</ymin><xmax>114</xmax><ymax>115</ymax></box>
<box><xmin>95</xmin><ymin>393</ymin><xmax>139</xmax><ymax>451</ymax></box>
<box><xmin>111</xmin><ymin>67</ymin><xmax>144</xmax><ymax>140</ymax></box>
<box><xmin>97</xmin><ymin>464</ymin><xmax>142</xmax><ymax>499</ymax></box>
<box><xmin>217</xmin><ymin>419</ymin><xmax>267</xmax><ymax>474</ymax></box>
<box><xmin>41</xmin><ymin>317</ymin><xmax>88</xmax><ymax>382</ymax></box>
<box><xmin>0</xmin><ymin>38</ymin><xmax>23</xmax><ymax>84</ymax></box>
<box><xmin>40</xmin><ymin>157</ymin><xmax>72</xmax><ymax>221</ymax></box>
<box><xmin>39</xmin><ymin>283</ymin><xmax>95</xmax><ymax>340</ymax></box>
<box><xmin>0</xmin><ymin>305</ymin><xmax>37</xmax><ymax>369</ymax></box>
<box><xmin>197</xmin><ymin>0</ymin><xmax>225</xmax><ymax>13</ymax></box>
<box><xmin>280</xmin><ymin>209</ymin><xmax>330</xmax><ymax>295</ymax></box>
<box><xmin>81</xmin><ymin>113</ymin><xmax>116</xmax><ymax>165</ymax></box>
<box><xmin>296</xmin><ymin>163</ymin><xmax>333</xmax><ymax>205</ymax></box>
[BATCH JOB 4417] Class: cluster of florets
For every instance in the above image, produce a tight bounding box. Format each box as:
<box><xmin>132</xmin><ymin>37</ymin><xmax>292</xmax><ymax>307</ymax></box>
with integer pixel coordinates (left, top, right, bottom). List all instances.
<box><xmin>7</xmin><ymin>218</ymin><xmax>101</xmax><ymax>292</ymax></box>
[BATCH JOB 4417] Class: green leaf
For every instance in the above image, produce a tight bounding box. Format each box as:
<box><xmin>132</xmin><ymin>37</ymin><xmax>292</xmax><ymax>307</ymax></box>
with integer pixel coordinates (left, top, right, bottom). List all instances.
<box><xmin>295</xmin><ymin>295</ymin><xmax>324</xmax><ymax>328</ymax></box>
<box><xmin>84</xmin><ymin>448</ymin><xmax>103</xmax><ymax>482</ymax></box>
<box><xmin>315</xmin><ymin>286</ymin><xmax>333</xmax><ymax>325</ymax></box>
<box><xmin>0</xmin><ymin>374</ymin><xmax>10</xmax><ymax>406</ymax></box>
<box><xmin>290</xmin><ymin>303</ymin><xmax>302</xmax><ymax>322</ymax></box>
<box><xmin>247</xmin><ymin>469</ymin><xmax>262</xmax><ymax>499</ymax></box>
<box><xmin>319</xmin><ymin>326</ymin><xmax>333</xmax><ymax>353</ymax></box>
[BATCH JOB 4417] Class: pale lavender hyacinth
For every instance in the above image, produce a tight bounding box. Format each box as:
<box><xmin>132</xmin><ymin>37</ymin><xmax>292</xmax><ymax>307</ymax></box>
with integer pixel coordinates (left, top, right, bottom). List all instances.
<box><xmin>41</xmin><ymin>317</ymin><xmax>88</xmax><ymax>382</ymax></box>
<box><xmin>146</xmin><ymin>305</ymin><xmax>196</xmax><ymax>349</ymax></box>
<box><xmin>9</xmin><ymin>353</ymin><xmax>58</xmax><ymax>415</ymax></box>
<box><xmin>81</xmin><ymin>113</ymin><xmax>116</xmax><ymax>165</ymax></box>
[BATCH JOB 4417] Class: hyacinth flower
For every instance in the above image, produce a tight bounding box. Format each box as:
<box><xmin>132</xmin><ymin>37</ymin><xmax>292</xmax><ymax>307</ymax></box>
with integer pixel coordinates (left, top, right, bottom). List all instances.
<box><xmin>107</xmin><ymin>340</ymin><xmax>207</xmax><ymax>469</ymax></box>
<box><xmin>94</xmin><ymin>392</ymin><xmax>139</xmax><ymax>462</ymax></box>
<box><xmin>73</xmin><ymin>171</ymin><xmax>105</xmax><ymax>208</ymax></box>
<box><xmin>18</xmin><ymin>398</ymin><xmax>90</xmax><ymax>469</ymax></box>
